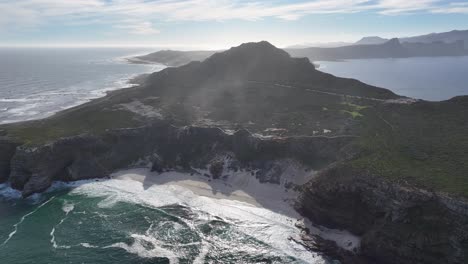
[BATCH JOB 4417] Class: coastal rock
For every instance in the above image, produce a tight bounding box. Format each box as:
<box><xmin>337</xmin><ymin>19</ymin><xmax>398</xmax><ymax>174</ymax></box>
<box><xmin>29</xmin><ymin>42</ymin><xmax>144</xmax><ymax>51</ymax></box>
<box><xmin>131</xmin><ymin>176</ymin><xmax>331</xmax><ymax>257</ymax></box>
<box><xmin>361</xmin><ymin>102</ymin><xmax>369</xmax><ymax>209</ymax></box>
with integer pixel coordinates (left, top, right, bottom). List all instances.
<box><xmin>0</xmin><ymin>137</ymin><xmax>19</xmax><ymax>183</ymax></box>
<box><xmin>297</xmin><ymin>165</ymin><xmax>468</xmax><ymax>264</ymax></box>
<box><xmin>209</xmin><ymin>159</ymin><xmax>224</xmax><ymax>179</ymax></box>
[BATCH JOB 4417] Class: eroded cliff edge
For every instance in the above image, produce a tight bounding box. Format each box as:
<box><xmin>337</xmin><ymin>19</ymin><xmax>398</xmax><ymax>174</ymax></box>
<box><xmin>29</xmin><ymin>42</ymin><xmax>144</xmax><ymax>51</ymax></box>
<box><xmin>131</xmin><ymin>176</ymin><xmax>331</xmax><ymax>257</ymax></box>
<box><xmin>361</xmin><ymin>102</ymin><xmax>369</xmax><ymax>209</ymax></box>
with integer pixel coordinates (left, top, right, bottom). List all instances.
<box><xmin>4</xmin><ymin>123</ymin><xmax>351</xmax><ymax>197</ymax></box>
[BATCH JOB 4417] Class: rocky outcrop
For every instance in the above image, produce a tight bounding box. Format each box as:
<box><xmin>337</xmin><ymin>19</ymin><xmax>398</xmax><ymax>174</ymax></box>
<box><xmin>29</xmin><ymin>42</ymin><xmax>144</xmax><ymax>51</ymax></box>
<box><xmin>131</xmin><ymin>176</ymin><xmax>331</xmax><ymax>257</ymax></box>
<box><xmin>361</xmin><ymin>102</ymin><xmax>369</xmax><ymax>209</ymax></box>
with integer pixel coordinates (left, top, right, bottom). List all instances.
<box><xmin>0</xmin><ymin>137</ymin><xmax>19</xmax><ymax>183</ymax></box>
<box><xmin>3</xmin><ymin>121</ymin><xmax>353</xmax><ymax>197</ymax></box>
<box><xmin>297</xmin><ymin>165</ymin><xmax>468</xmax><ymax>264</ymax></box>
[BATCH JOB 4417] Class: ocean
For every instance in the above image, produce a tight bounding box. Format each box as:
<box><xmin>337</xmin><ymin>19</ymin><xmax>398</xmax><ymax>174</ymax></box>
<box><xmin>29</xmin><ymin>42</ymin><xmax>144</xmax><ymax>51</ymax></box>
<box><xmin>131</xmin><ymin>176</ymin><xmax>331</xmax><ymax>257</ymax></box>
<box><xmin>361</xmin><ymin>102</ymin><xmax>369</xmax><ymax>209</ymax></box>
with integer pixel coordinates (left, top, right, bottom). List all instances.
<box><xmin>318</xmin><ymin>56</ymin><xmax>468</xmax><ymax>101</ymax></box>
<box><xmin>0</xmin><ymin>168</ymin><xmax>356</xmax><ymax>264</ymax></box>
<box><xmin>0</xmin><ymin>48</ymin><xmax>164</xmax><ymax>124</ymax></box>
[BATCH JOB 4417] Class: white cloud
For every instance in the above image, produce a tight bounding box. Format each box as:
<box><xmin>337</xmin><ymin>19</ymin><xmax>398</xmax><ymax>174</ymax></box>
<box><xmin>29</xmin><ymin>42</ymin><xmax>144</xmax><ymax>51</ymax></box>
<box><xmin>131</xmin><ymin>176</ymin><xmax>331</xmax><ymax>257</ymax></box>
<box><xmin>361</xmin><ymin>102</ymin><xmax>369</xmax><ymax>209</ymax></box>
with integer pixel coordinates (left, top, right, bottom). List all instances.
<box><xmin>432</xmin><ymin>2</ymin><xmax>468</xmax><ymax>14</ymax></box>
<box><xmin>0</xmin><ymin>0</ymin><xmax>466</xmax><ymax>33</ymax></box>
<box><xmin>114</xmin><ymin>21</ymin><xmax>160</xmax><ymax>35</ymax></box>
<box><xmin>373</xmin><ymin>0</ymin><xmax>443</xmax><ymax>15</ymax></box>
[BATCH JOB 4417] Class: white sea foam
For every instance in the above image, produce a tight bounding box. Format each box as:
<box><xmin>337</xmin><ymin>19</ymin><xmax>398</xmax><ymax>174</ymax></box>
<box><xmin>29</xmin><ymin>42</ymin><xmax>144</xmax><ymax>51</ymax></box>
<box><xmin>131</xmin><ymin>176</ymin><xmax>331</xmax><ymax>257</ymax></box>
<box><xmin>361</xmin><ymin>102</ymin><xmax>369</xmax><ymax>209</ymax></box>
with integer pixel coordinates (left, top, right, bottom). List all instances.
<box><xmin>105</xmin><ymin>234</ymin><xmax>180</xmax><ymax>263</ymax></box>
<box><xmin>62</xmin><ymin>202</ymin><xmax>75</xmax><ymax>214</ymax></box>
<box><xmin>68</xmin><ymin>169</ymin><xmax>331</xmax><ymax>263</ymax></box>
<box><xmin>80</xmin><ymin>243</ymin><xmax>99</xmax><ymax>248</ymax></box>
<box><xmin>0</xmin><ymin>184</ymin><xmax>22</xmax><ymax>200</ymax></box>
<box><xmin>50</xmin><ymin>201</ymin><xmax>75</xmax><ymax>249</ymax></box>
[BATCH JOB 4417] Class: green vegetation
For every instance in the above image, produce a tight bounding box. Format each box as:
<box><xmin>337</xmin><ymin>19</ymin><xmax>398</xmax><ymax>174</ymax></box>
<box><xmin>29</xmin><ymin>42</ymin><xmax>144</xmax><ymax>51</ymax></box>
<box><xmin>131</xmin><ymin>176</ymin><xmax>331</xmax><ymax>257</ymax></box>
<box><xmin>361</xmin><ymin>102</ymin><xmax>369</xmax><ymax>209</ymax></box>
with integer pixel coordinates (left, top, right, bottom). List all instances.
<box><xmin>350</xmin><ymin>99</ymin><xmax>468</xmax><ymax>197</ymax></box>
<box><xmin>3</xmin><ymin>106</ymin><xmax>142</xmax><ymax>145</ymax></box>
<box><xmin>340</xmin><ymin>102</ymin><xmax>368</xmax><ymax>118</ymax></box>
<box><xmin>342</xmin><ymin>110</ymin><xmax>363</xmax><ymax>118</ymax></box>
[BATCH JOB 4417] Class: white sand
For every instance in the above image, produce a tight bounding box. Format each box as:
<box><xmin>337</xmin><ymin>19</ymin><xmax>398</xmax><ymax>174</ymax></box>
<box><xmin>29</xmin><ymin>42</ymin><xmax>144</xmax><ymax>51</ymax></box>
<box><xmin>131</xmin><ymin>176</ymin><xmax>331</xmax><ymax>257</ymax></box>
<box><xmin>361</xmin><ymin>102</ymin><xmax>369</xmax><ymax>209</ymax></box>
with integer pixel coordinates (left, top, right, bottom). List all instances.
<box><xmin>112</xmin><ymin>168</ymin><xmax>295</xmax><ymax>208</ymax></box>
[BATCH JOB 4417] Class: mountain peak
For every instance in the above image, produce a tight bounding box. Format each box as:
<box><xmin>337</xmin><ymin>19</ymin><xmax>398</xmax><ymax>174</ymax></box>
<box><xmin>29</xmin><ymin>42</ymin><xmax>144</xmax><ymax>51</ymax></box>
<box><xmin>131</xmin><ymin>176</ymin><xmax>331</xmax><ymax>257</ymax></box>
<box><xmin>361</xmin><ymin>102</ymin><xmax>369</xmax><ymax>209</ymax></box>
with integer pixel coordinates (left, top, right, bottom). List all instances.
<box><xmin>196</xmin><ymin>41</ymin><xmax>313</xmax><ymax>82</ymax></box>
<box><xmin>384</xmin><ymin>38</ymin><xmax>401</xmax><ymax>45</ymax></box>
<box><xmin>355</xmin><ymin>36</ymin><xmax>388</xmax><ymax>45</ymax></box>
<box><xmin>210</xmin><ymin>41</ymin><xmax>290</xmax><ymax>62</ymax></box>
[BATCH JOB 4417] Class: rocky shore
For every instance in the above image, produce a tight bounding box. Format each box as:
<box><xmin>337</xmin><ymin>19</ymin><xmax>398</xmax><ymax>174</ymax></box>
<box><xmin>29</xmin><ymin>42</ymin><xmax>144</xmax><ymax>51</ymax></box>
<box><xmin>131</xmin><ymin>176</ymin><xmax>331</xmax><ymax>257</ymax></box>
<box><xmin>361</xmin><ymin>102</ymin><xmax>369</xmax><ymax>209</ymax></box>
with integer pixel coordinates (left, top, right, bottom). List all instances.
<box><xmin>297</xmin><ymin>165</ymin><xmax>468</xmax><ymax>264</ymax></box>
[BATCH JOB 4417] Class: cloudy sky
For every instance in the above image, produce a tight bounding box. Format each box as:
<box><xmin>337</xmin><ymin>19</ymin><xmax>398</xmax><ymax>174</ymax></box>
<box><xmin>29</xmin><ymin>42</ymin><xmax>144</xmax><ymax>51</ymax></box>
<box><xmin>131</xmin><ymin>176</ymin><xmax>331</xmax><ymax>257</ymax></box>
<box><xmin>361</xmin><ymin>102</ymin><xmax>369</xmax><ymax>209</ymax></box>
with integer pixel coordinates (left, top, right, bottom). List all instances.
<box><xmin>1</xmin><ymin>0</ymin><xmax>468</xmax><ymax>49</ymax></box>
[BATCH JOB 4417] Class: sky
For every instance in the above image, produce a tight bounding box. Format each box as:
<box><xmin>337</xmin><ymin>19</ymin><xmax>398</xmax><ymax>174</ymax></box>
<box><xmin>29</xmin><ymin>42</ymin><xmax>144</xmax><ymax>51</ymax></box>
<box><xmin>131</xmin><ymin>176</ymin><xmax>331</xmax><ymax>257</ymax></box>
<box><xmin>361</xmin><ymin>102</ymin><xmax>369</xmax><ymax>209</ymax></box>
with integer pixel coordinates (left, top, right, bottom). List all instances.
<box><xmin>1</xmin><ymin>0</ymin><xmax>468</xmax><ymax>49</ymax></box>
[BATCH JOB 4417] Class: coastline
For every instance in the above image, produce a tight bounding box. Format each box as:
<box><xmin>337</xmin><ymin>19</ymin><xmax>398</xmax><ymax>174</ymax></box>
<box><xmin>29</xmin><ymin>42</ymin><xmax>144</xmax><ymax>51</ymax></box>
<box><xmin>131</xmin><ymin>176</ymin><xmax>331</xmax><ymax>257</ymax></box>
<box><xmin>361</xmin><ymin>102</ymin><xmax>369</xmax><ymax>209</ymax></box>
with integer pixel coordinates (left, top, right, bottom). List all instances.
<box><xmin>0</xmin><ymin>51</ymin><xmax>164</xmax><ymax>126</ymax></box>
<box><xmin>111</xmin><ymin>168</ymin><xmax>362</xmax><ymax>253</ymax></box>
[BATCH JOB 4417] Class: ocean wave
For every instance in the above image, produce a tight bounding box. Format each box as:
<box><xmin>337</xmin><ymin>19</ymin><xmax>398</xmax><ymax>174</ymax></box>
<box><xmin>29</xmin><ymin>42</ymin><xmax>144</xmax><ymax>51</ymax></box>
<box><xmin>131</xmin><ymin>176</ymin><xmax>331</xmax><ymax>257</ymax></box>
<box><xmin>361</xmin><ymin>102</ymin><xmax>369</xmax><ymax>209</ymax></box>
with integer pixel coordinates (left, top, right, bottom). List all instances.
<box><xmin>0</xmin><ymin>98</ymin><xmax>43</xmax><ymax>103</ymax></box>
<box><xmin>68</xmin><ymin>173</ymin><xmax>325</xmax><ymax>263</ymax></box>
<box><xmin>104</xmin><ymin>234</ymin><xmax>180</xmax><ymax>263</ymax></box>
<box><xmin>0</xmin><ymin>184</ymin><xmax>22</xmax><ymax>200</ymax></box>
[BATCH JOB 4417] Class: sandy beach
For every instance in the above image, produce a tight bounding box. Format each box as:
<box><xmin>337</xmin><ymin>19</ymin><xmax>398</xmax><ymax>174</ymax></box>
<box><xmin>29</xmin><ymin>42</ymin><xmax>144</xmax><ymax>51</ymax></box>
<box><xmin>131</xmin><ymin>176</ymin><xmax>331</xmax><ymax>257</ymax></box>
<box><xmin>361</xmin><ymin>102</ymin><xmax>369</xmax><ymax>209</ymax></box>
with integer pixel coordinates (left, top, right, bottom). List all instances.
<box><xmin>111</xmin><ymin>168</ymin><xmax>297</xmax><ymax>208</ymax></box>
<box><xmin>110</xmin><ymin>167</ymin><xmax>361</xmax><ymax>253</ymax></box>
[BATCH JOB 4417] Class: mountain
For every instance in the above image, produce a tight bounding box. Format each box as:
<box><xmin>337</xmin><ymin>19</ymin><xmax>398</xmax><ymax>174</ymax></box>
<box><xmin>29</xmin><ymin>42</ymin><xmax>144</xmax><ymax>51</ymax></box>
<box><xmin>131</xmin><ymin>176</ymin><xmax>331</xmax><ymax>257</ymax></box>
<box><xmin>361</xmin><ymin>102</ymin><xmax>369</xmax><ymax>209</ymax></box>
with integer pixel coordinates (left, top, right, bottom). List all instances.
<box><xmin>1</xmin><ymin>41</ymin><xmax>468</xmax><ymax>264</ymax></box>
<box><xmin>287</xmin><ymin>38</ymin><xmax>408</xmax><ymax>61</ymax></box>
<box><xmin>401</xmin><ymin>29</ymin><xmax>468</xmax><ymax>48</ymax></box>
<box><xmin>286</xmin><ymin>41</ymin><xmax>353</xmax><ymax>48</ymax></box>
<box><xmin>353</xmin><ymin>29</ymin><xmax>468</xmax><ymax>48</ymax></box>
<box><xmin>128</xmin><ymin>50</ymin><xmax>217</xmax><ymax>67</ymax></box>
<box><xmin>354</xmin><ymin>36</ymin><xmax>389</xmax><ymax>45</ymax></box>
<box><xmin>287</xmin><ymin>38</ymin><xmax>468</xmax><ymax>61</ymax></box>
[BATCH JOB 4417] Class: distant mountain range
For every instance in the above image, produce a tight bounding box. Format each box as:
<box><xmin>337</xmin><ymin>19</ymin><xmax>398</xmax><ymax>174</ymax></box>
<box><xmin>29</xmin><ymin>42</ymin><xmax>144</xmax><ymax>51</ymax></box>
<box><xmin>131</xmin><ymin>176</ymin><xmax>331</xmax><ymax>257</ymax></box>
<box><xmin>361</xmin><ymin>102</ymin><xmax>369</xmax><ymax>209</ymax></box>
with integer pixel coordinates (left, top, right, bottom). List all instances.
<box><xmin>354</xmin><ymin>29</ymin><xmax>468</xmax><ymax>47</ymax></box>
<box><xmin>289</xmin><ymin>29</ymin><xmax>468</xmax><ymax>48</ymax></box>
<box><xmin>286</xmin><ymin>38</ymin><xmax>467</xmax><ymax>61</ymax></box>
<box><xmin>354</xmin><ymin>36</ymin><xmax>388</xmax><ymax>45</ymax></box>
<box><xmin>286</xmin><ymin>42</ymin><xmax>353</xmax><ymax>49</ymax></box>
<box><xmin>130</xmin><ymin>29</ymin><xmax>468</xmax><ymax>66</ymax></box>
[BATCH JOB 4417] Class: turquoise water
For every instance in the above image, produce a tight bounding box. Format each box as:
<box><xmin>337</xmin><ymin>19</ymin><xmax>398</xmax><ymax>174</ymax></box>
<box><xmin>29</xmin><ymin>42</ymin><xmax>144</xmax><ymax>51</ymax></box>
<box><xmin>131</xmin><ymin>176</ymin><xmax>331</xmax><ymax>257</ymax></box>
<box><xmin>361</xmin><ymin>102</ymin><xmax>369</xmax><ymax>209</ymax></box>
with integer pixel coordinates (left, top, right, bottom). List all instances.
<box><xmin>0</xmin><ymin>178</ymin><xmax>329</xmax><ymax>264</ymax></box>
<box><xmin>318</xmin><ymin>56</ymin><xmax>468</xmax><ymax>101</ymax></box>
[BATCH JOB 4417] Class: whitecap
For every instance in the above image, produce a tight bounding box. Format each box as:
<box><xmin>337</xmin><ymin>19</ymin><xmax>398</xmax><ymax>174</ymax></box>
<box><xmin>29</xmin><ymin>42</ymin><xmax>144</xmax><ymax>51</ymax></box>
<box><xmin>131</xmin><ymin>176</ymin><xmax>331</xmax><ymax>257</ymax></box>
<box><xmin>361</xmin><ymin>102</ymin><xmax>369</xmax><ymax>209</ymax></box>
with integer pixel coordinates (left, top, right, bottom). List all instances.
<box><xmin>0</xmin><ymin>184</ymin><xmax>22</xmax><ymax>200</ymax></box>
<box><xmin>79</xmin><ymin>243</ymin><xmax>99</xmax><ymax>248</ymax></box>
<box><xmin>104</xmin><ymin>234</ymin><xmax>180</xmax><ymax>263</ymax></box>
<box><xmin>62</xmin><ymin>202</ymin><xmax>75</xmax><ymax>215</ymax></box>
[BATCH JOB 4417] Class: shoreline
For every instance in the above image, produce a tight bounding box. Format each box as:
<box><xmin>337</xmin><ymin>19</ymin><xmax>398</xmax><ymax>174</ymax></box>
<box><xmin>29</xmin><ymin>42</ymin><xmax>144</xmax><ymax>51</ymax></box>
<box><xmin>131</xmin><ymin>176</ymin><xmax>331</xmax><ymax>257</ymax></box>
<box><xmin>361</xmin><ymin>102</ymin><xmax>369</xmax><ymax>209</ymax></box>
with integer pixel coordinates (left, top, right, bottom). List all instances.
<box><xmin>0</xmin><ymin>52</ymin><xmax>164</xmax><ymax>126</ymax></box>
<box><xmin>111</xmin><ymin>167</ymin><xmax>298</xmax><ymax>208</ymax></box>
<box><xmin>110</xmin><ymin>168</ymin><xmax>361</xmax><ymax>253</ymax></box>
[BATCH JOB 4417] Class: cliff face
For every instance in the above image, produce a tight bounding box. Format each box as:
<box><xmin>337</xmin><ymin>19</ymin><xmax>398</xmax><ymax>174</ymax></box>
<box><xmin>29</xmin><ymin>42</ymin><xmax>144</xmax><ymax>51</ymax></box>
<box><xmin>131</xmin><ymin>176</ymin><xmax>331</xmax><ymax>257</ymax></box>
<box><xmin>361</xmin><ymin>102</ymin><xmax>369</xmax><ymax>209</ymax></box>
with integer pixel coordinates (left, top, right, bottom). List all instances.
<box><xmin>297</xmin><ymin>165</ymin><xmax>468</xmax><ymax>264</ymax></box>
<box><xmin>0</xmin><ymin>137</ymin><xmax>19</xmax><ymax>183</ymax></box>
<box><xmin>4</xmin><ymin>121</ymin><xmax>352</xmax><ymax>197</ymax></box>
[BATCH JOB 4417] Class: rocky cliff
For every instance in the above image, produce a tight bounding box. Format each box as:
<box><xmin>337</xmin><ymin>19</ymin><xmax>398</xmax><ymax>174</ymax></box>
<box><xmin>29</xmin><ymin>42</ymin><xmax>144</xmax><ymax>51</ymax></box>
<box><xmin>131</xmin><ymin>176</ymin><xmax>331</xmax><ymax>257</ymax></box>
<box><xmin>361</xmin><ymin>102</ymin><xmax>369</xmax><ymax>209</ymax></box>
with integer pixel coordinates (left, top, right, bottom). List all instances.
<box><xmin>297</xmin><ymin>165</ymin><xmax>468</xmax><ymax>264</ymax></box>
<box><xmin>3</xmin><ymin>121</ymin><xmax>352</xmax><ymax>197</ymax></box>
<box><xmin>0</xmin><ymin>137</ymin><xmax>19</xmax><ymax>183</ymax></box>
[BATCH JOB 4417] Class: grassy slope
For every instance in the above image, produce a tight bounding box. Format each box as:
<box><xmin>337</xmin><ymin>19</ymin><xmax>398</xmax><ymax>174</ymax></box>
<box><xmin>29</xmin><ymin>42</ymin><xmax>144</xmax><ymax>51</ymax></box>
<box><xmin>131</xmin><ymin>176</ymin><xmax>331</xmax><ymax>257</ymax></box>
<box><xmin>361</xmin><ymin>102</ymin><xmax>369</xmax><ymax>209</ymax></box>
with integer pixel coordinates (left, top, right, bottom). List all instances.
<box><xmin>351</xmin><ymin>97</ymin><xmax>468</xmax><ymax>197</ymax></box>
